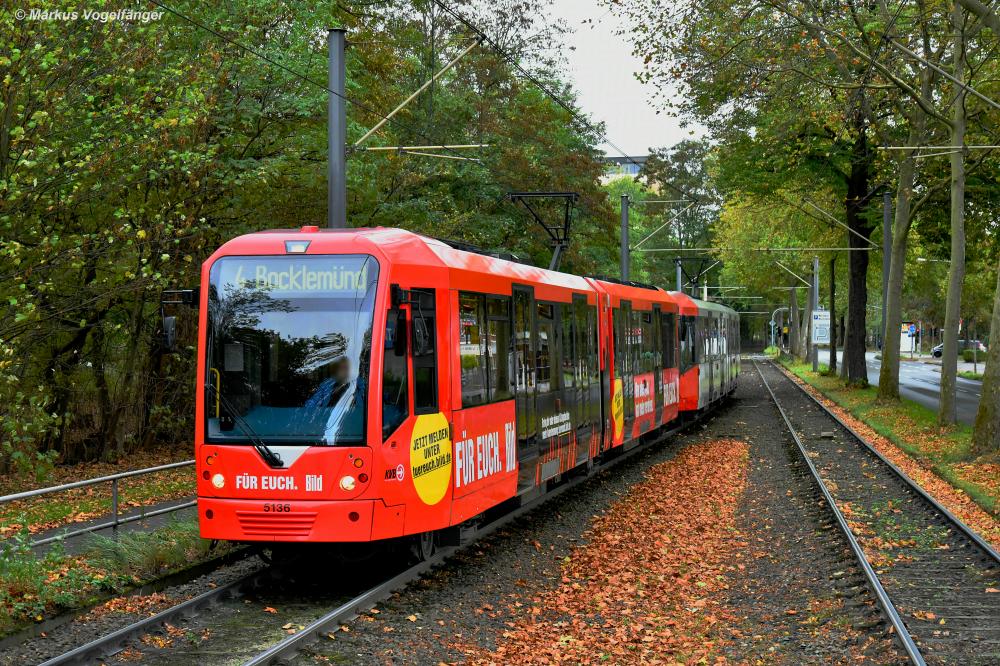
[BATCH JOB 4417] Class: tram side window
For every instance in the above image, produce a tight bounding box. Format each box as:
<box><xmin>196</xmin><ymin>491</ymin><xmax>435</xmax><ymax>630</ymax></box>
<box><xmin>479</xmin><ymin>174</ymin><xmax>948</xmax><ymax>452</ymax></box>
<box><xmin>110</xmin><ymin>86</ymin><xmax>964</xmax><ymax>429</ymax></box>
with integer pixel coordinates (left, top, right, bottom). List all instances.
<box><xmin>661</xmin><ymin>313</ymin><xmax>677</xmax><ymax>368</ymax></box>
<box><xmin>641</xmin><ymin>311</ymin><xmax>655</xmax><ymax>373</ymax></box>
<box><xmin>587</xmin><ymin>306</ymin><xmax>599</xmax><ymax>385</ymax></box>
<box><xmin>459</xmin><ymin>293</ymin><xmax>487</xmax><ymax>407</ymax></box>
<box><xmin>514</xmin><ymin>291</ymin><xmax>534</xmax><ymax>393</ymax></box>
<box><xmin>679</xmin><ymin>315</ymin><xmax>696</xmax><ymax>372</ymax></box>
<box><xmin>678</xmin><ymin>316</ymin><xmax>687</xmax><ymax>372</ymax></box>
<box><xmin>573</xmin><ymin>299</ymin><xmax>589</xmax><ymax>424</ymax></box>
<box><xmin>613</xmin><ymin>307</ymin><xmax>623</xmax><ymax>378</ymax></box>
<box><xmin>561</xmin><ymin>304</ymin><xmax>575</xmax><ymax>391</ymax></box>
<box><xmin>536</xmin><ymin>302</ymin><xmax>558</xmax><ymax>394</ymax></box>
<box><xmin>411</xmin><ymin>289</ymin><xmax>437</xmax><ymax>413</ymax></box>
<box><xmin>621</xmin><ymin>302</ymin><xmax>633</xmax><ymax>379</ymax></box>
<box><xmin>619</xmin><ymin>302</ymin><xmax>634</xmax><ymax>417</ymax></box>
<box><xmin>631</xmin><ymin>309</ymin><xmax>640</xmax><ymax>372</ymax></box>
<box><xmin>382</xmin><ymin>309</ymin><xmax>409</xmax><ymax>438</ymax></box>
<box><xmin>586</xmin><ymin>305</ymin><xmax>600</xmax><ymax>424</ymax></box>
<box><xmin>691</xmin><ymin>318</ymin><xmax>699</xmax><ymax>364</ymax></box>
<box><xmin>486</xmin><ymin>297</ymin><xmax>513</xmax><ymax>401</ymax></box>
<box><xmin>652</xmin><ymin>312</ymin><xmax>662</xmax><ymax>372</ymax></box>
<box><xmin>697</xmin><ymin>317</ymin><xmax>707</xmax><ymax>361</ymax></box>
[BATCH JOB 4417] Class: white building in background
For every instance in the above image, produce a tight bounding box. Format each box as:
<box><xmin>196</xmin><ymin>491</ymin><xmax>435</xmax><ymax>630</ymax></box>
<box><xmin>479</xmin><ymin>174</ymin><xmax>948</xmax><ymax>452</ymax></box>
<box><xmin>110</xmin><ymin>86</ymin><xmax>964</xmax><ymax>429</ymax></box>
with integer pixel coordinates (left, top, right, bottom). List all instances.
<box><xmin>601</xmin><ymin>155</ymin><xmax>647</xmax><ymax>184</ymax></box>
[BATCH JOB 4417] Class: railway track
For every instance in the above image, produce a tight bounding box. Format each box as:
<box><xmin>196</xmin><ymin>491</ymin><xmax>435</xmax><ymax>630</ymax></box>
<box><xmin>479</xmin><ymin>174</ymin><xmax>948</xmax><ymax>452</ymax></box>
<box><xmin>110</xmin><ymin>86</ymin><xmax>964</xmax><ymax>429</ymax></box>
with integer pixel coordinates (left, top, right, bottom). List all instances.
<box><xmin>36</xmin><ymin>407</ymin><xmax>721</xmax><ymax>666</ymax></box>
<box><xmin>36</xmin><ymin>562</ymin><xmax>269</xmax><ymax>666</ymax></box>
<box><xmin>754</xmin><ymin>359</ymin><xmax>1000</xmax><ymax>666</ymax></box>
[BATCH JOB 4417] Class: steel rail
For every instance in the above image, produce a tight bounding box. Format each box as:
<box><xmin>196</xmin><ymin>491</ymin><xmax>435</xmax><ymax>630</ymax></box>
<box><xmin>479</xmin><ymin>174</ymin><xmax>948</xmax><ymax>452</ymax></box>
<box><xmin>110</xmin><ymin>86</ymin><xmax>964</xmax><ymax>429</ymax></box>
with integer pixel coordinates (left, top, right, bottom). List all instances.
<box><xmin>771</xmin><ymin>361</ymin><xmax>1000</xmax><ymax>564</ymax></box>
<box><xmin>37</xmin><ymin>565</ymin><xmax>260</xmax><ymax>666</ymax></box>
<box><xmin>240</xmin><ymin>402</ymin><xmax>731</xmax><ymax>666</ymax></box>
<box><xmin>752</xmin><ymin>359</ymin><xmax>925</xmax><ymax>666</ymax></box>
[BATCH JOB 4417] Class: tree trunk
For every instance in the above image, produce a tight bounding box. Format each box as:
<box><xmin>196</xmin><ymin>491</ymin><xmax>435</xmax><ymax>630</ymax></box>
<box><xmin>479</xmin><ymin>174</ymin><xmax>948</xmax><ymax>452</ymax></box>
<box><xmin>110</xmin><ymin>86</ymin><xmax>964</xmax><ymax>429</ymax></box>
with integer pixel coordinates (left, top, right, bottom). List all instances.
<box><xmin>800</xmin><ymin>308</ymin><xmax>809</xmax><ymax>359</ymax></box>
<box><xmin>829</xmin><ymin>256</ymin><xmax>837</xmax><ymax>373</ymax></box>
<box><xmin>940</xmin><ymin>4</ymin><xmax>967</xmax><ymax>426</ymax></box>
<box><xmin>840</xmin><ymin>310</ymin><xmax>850</xmax><ymax>379</ymax></box>
<box><xmin>845</xmin><ymin>127</ymin><xmax>874</xmax><ymax>386</ymax></box>
<box><xmin>878</xmin><ymin>144</ymin><xmax>919</xmax><ymax>400</ymax></box>
<box><xmin>972</xmin><ymin>255</ymin><xmax>1000</xmax><ymax>454</ymax></box>
<box><xmin>876</xmin><ymin>42</ymin><xmax>931</xmax><ymax>400</ymax></box>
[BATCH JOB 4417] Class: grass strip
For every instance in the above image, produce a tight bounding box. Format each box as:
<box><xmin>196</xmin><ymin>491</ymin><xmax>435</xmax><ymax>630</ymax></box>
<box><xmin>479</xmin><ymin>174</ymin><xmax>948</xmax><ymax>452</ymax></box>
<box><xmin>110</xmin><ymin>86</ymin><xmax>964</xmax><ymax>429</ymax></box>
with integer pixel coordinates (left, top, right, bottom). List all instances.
<box><xmin>0</xmin><ymin>516</ymin><xmax>231</xmax><ymax>638</ymax></box>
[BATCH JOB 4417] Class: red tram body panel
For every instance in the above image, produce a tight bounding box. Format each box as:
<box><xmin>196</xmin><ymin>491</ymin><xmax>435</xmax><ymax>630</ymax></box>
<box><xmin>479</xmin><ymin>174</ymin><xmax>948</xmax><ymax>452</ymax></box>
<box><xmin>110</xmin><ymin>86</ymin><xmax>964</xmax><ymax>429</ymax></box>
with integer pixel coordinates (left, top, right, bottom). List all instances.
<box><xmin>194</xmin><ymin>227</ymin><xmax>738</xmax><ymax>543</ymax></box>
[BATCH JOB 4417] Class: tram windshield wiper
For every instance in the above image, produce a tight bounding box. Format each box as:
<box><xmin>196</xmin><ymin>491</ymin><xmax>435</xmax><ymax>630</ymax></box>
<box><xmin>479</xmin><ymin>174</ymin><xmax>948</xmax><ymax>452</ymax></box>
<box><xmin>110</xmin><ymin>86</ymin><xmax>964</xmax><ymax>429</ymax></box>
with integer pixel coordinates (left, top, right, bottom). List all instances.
<box><xmin>207</xmin><ymin>382</ymin><xmax>284</xmax><ymax>468</ymax></box>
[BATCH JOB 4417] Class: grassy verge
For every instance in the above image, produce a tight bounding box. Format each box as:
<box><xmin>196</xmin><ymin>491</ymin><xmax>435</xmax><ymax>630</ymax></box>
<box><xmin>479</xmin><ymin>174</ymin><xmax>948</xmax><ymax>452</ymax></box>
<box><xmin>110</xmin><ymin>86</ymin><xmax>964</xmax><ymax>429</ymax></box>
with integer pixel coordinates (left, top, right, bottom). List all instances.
<box><xmin>958</xmin><ymin>370</ymin><xmax>984</xmax><ymax>381</ymax></box>
<box><xmin>0</xmin><ymin>466</ymin><xmax>194</xmax><ymax>539</ymax></box>
<box><xmin>0</xmin><ymin>517</ymin><xmax>230</xmax><ymax>637</ymax></box>
<box><xmin>778</xmin><ymin>356</ymin><xmax>999</xmax><ymax>518</ymax></box>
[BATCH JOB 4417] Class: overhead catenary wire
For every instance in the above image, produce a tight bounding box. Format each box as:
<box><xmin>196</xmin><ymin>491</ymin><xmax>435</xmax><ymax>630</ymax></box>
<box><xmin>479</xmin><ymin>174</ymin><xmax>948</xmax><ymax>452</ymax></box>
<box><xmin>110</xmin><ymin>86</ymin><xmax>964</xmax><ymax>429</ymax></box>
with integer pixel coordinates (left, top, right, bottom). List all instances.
<box><xmin>141</xmin><ymin>0</ymin><xmax>676</xmax><ymax>268</ymax></box>
<box><xmin>634</xmin><ymin>247</ymin><xmax>876</xmax><ymax>252</ymax></box>
<box><xmin>429</xmin><ymin>0</ymin><xmax>701</xmax><ymax>204</ymax></box>
<box><xmin>802</xmin><ymin>200</ymin><xmax>880</xmax><ymax>248</ymax></box>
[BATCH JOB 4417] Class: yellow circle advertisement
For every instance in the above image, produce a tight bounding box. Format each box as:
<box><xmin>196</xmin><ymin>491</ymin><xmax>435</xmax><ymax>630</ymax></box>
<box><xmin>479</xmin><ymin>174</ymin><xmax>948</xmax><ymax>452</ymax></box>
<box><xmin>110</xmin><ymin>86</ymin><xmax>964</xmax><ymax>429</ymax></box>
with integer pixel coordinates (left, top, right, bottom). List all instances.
<box><xmin>409</xmin><ymin>413</ymin><xmax>453</xmax><ymax>505</ymax></box>
<box><xmin>612</xmin><ymin>378</ymin><xmax>624</xmax><ymax>441</ymax></box>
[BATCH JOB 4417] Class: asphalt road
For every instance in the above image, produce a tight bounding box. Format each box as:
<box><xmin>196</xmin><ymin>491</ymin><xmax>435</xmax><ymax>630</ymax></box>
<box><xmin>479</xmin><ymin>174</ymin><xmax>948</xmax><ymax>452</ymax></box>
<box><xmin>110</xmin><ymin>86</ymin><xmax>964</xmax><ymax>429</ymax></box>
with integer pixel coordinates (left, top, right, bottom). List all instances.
<box><xmin>818</xmin><ymin>350</ymin><xmax>981</xmax><ymax>426</ymax></box>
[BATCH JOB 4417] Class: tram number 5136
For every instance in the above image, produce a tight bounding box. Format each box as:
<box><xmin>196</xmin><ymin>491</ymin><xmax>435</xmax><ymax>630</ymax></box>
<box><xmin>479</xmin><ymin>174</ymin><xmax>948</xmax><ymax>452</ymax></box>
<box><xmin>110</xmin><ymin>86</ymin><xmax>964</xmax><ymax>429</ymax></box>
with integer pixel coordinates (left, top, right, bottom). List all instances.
<box><xmin>263</xmin><ymin>503</ymin><xmax>292</xmax><ymax>513</ymax></box>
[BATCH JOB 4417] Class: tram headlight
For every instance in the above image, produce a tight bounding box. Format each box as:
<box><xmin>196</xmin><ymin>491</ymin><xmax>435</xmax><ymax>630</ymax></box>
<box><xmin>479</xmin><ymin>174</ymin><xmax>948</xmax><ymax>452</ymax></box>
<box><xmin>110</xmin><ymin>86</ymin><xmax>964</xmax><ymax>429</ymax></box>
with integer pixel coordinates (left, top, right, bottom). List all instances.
<box><xmin>339</xmin><ymin>475</ymin><xmax>356</xmax><ymax>491</ymax></box>
<box><xmin>211</xmin><ymin>473</ymin><xmax>225</xmax><ymax>489</ymax></box>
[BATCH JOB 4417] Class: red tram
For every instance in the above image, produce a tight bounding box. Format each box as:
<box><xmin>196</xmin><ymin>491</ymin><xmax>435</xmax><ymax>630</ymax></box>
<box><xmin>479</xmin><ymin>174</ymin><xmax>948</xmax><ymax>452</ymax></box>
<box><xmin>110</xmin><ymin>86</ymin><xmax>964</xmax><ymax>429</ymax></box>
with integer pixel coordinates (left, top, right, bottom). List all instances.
<box><xmin>191</xmin><ymin>227</ymin><xmax>739</xmax><ymax>547</ymax></box>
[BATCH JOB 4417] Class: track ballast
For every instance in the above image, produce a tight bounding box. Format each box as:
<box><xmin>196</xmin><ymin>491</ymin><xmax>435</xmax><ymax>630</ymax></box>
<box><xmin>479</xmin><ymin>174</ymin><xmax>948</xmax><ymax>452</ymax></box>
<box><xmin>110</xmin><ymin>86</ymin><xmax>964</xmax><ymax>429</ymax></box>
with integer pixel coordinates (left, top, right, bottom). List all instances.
<box><xmin>756</xmin><ymin>359</ymin><xmax>1000</xmax><ymax>666</ymax></box>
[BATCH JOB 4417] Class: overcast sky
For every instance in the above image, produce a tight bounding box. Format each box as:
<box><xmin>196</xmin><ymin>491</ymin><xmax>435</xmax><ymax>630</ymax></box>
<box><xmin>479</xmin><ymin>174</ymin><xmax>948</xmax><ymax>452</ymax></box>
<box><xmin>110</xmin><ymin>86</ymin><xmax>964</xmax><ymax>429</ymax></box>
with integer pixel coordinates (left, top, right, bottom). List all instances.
<box><xmin>549</xmin><ymin>0</ymin><xmax>705</xmax><ymax>156</ymax></box>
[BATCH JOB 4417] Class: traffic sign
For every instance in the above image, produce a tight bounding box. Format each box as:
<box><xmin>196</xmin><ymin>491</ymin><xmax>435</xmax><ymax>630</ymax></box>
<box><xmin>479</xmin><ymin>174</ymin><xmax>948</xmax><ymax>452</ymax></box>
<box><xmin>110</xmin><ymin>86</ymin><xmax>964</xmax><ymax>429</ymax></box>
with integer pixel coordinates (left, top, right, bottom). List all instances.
<box><xmin>811</xmin><ymin>310</ymin><xmax>831</xmax><ymax>344</ymax></box>
<box><xmin>909</xmin><ymin>323</ymin><xmax>917</xmax><ymax>335</ymax></box>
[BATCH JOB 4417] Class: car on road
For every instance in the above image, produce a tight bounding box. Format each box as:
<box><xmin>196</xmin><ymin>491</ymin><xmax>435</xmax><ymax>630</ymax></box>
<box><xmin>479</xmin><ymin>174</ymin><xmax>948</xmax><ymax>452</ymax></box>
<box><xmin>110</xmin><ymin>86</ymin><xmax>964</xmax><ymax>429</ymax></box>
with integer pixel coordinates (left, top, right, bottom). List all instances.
<box><xmin>931</xmin><ymin>340</ymin><xmax>987</xmax><ymax>358</ymax></box>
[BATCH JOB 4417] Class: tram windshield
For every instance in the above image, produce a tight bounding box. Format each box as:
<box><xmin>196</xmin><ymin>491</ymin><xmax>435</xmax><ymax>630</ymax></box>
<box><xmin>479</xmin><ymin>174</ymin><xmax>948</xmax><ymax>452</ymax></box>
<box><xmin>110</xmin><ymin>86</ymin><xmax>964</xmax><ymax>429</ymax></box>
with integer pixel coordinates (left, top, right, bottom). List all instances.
<box><xmin>205</xmin><ymin>254</ymin><xmax>379</xmax><ymax>446</ymax></box>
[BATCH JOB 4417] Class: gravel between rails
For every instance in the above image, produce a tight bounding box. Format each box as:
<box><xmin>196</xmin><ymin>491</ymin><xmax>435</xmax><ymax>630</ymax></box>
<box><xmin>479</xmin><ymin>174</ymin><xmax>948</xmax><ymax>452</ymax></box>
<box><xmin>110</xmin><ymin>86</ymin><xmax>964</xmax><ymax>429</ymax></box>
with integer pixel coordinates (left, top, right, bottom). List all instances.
<box><xmin>721</xmin><ymin>363</ymin><xmax>904</xmax><ymax>664</ymax></box>
<box><xmin>759</xmin><ymin>361</ymin><xmax>1000</xmax><ymax>666</ymax></box>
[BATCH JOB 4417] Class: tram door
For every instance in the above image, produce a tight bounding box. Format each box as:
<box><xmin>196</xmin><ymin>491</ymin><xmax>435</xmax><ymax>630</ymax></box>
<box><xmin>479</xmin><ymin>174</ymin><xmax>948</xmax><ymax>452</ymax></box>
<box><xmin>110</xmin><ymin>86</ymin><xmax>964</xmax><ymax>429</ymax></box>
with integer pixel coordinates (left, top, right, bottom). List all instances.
<box><xmin>513</xmin><ymin>286</ymin><xmax>537</xmax><ymax>493</ymax></box>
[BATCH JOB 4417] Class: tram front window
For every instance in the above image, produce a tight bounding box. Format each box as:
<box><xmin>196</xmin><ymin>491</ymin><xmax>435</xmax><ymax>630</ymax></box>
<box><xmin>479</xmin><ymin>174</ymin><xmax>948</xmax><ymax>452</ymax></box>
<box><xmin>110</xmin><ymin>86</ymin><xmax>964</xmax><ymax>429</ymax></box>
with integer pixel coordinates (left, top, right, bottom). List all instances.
<box><xmin>205</xmin><ymin>255</ymin><xmax>379</xmax><ymax>446</ymax></box>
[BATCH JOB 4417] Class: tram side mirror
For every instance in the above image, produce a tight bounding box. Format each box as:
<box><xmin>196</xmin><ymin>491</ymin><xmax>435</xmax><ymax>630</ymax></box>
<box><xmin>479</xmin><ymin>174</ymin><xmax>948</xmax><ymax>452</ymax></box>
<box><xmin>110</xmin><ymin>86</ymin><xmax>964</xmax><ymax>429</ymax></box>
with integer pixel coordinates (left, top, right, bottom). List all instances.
<box><xmin>391</xmin><ymin>284</ymin><xmax>405</xmax><ymax>308</ymax></box>
<box><xmin>393</xmin><ymin>310</ymin><xmax>408</xmax><ymax>356</ymax></box>
<box><xmin>162</xmin><ymin>315</ymin><xmax>178</xmax><ymax>352</ymax></box>
<box><xmin>160</xmin><ymin>288</ymin><xmax>198</xmax><ymax>353</ymax></box>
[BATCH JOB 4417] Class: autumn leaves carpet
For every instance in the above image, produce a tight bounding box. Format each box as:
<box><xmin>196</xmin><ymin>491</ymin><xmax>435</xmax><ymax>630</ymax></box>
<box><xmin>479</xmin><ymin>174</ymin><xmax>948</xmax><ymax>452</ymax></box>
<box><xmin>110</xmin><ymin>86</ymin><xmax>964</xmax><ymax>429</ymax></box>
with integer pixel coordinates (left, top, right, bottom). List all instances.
<box><xmin>461</xmin><ymin>438</ymin><xmax>749</xmax><ymax>665</ymax></box>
